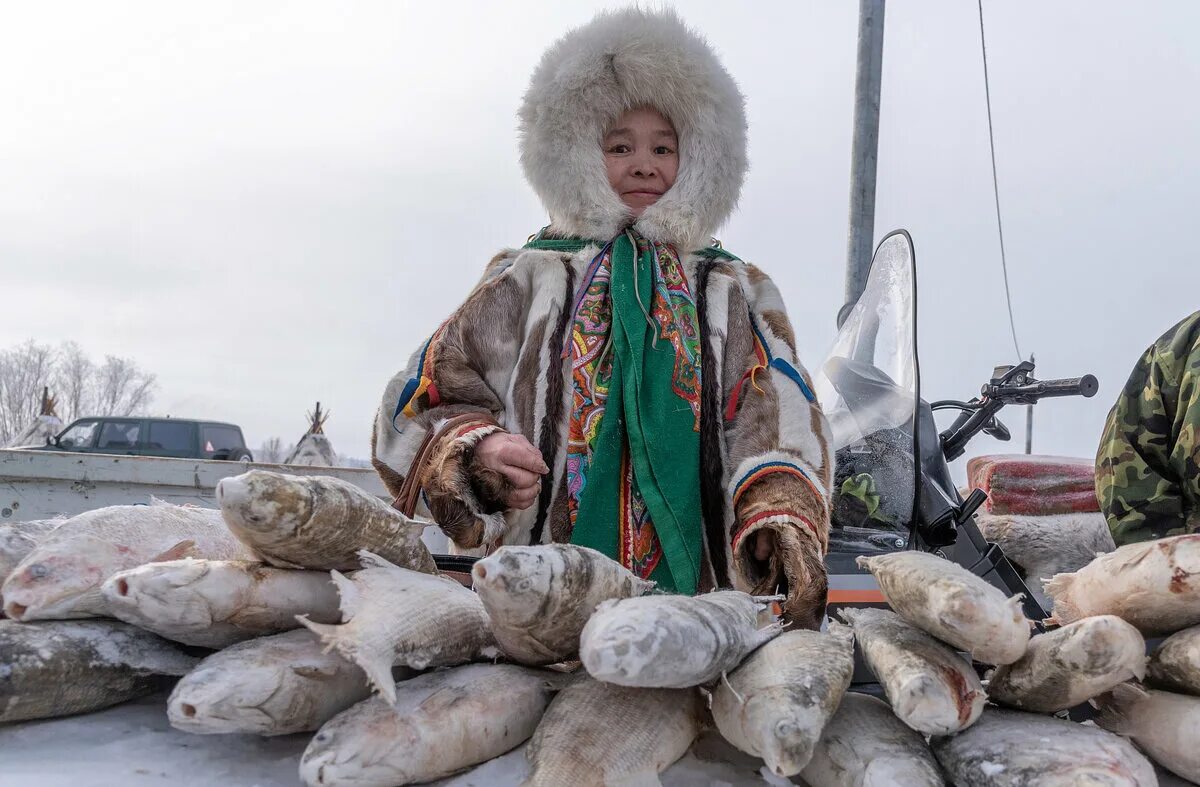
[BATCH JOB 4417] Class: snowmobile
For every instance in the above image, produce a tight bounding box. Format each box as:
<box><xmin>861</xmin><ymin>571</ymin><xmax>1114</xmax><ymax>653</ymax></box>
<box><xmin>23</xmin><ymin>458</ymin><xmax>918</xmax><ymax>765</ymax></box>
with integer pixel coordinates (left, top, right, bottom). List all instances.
<box><xmin>819</xmin><ymin>229</ymin><xmax>1098</xmax><ymax>683</ymax></box>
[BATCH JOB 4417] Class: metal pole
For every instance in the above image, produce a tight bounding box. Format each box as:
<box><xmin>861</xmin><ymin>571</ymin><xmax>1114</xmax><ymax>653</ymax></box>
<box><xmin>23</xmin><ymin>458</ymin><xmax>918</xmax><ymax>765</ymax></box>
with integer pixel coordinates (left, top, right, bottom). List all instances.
<box><xmin>1024</xmin><ymin>354</ymin><xmax>1034</xmax><ymax>453</ymax></box>
<box><xmin>841</xmin><ymin>0</ymin><xmax>886</xmax><ymax>327</ymax></box>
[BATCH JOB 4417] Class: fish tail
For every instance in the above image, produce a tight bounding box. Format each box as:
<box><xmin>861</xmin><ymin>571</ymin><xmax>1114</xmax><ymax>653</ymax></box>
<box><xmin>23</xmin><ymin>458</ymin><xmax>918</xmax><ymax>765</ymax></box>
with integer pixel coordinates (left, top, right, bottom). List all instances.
<box><xmin>295</xmin><ymin>615</ymin><xmax>345</xmax><ymax>655</ymax></box>
<box><xmin>826</xmin><ymin>619</ymin><xmax>855</xmax><ymax>645</ymax></box>
<box><xmin>835</xmin><ymin>607</ymin><xmax>861</xmax><ymax>626</ymax></box>
<box><xmin>1092</xmin><ymin>682</ymin><xmax>1147</xmax><ymax>735</ymax></box>
<box><xmin>1042</xmin><ymin>572</ymin><xmax>1080</xmax><ymax>622</ymax></box>
<box><xmin>328</xmin><ymin>571</ymin><xmax>360</xmax><ymax>619</ymax></box>
<box><xmin>754</xmin><ymin>620</ymin><xmax>785</xmax><ymax>647</ymax></box>
<box><xmin>854</xmin><ymin>555</ymin><xmax>877</xmax><ymax>572</ymax></box>
<box><xmin>356</xmin><ymin>651</ymin><xmax>399</xmax><ymax>705</ymax></box>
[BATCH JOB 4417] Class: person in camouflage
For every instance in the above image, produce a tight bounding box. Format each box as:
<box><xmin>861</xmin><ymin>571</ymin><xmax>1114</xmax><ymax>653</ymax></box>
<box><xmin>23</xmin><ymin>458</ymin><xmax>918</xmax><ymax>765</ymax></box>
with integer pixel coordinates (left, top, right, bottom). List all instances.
<box><xmin>1096</xmin><ymin>310</ymin><xmax>1200</xmax><ymax>545</ymax></box>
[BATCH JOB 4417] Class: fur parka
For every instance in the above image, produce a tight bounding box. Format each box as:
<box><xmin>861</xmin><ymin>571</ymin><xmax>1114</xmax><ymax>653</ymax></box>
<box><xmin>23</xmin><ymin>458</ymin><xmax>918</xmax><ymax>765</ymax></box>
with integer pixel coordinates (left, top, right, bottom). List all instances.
<box><xmin>372</xmin><ymin>7</ymin><xmax>833</xmax><ymax>625</ymax></box>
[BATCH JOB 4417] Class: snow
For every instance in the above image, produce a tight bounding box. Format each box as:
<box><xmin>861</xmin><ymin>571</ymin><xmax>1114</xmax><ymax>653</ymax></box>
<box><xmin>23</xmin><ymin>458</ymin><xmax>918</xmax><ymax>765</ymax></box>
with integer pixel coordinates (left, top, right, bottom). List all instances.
<box><xmin>979</xmin><ymin>761</ymin><xmax>1007</xmax><ymax>776</ymax></box>
<box><xmin>0</xmin><ymin>692</ymin><xmax>794</xmax><ymax>786</ymax></box>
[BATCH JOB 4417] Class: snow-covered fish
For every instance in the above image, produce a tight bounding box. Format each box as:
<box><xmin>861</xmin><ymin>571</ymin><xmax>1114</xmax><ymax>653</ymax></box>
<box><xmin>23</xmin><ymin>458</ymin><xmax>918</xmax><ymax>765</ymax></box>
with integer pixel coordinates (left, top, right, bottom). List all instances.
<box><xmin>471</xmin><ymin>543</ymin><xmax>654</xmax><ymax>665</ymax></box>
<box><xmin>840</xmin><ymin>607</ymin><xmax>986</xmax><ymax>735</ymax></box>
<box><xmin>101</xmin><ymin>558</ymin><xmax>341</xmax><ymax>648</ymax></box>
<box><xmin>522</xmin><ymin>675</ymin><xmax>703</xmax><ymax>787</ymax></box>
<box><xmin>216</xmin><ymin>470</ymin><xmax>436</xmax><ymax>573</ymax></box>
<box><xmin>932</xmin><ymin>707</ymin><xmax>1157</xmax><ymax>786</ymax></box>
<box><xmin>711</xmin><ymin>624</ymin><xmax>854</xmax><ymax>777</ymax></box>
<box><xmin>580</xmin><ymin>590</ymin><xmax>780</xmax><ymax>688</ymax></box>
<box><xmin>2</xmin><ymin>502</ymin><xmax>253</xmax><ymax>621</ymax></box>
<box><xmin>1046</xmin><ymin>534</ymin><xmax>1200</xmax><ymax>636</ymax></box>
<box><xmin>987</xmin><ymin>615</ymin><xmax>1145</xmax><ymax>713</ymax></box>
<box><xmin>800</xmin><ymin>692</ymin><xmax>944</xmax><ymax>787</ymax></box>
<box><xmin>0</xmin><ymin>619</ymin><xmax>197</xmax><ymax>723</ymax></box>
<box><xmin>300</xmin><ymin>664</ymin><xmax>562</xmax><ymax>786</ymax></box>
<box><xmin>1094</xmin><ymin>683</ymin><xmax>1200</xmax><ymax>783</ymax></box>
<box><xmin>298</xmin><ymin>550</ymin><xmax>496</xmax><ymax>703</ymax></box>
<box><xmin>1148</xmin><ymin>625</ymin><xmax>1200</xmax><ymax>695</ymax></box>
<box><xmin>857</xmin><ymin>551</ymin><xmax>1029</xmax><ymax>665</ymax></box>
<box><xmin>975</xmin><ymin>511</ymin><xmax>1115</xmax><ymax>607</ymax></box>
<box><xmin>167</xmin><ymin>629</ymin><xmax>374</xmax><ymax>736</ymax></box>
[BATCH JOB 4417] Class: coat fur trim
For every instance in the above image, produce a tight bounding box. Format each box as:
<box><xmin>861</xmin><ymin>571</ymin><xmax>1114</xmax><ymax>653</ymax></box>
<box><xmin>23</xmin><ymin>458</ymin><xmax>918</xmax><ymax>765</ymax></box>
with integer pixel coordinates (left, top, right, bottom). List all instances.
<box><xmin>518</xmin><ymin>6</ymin><xmax>748</xmax><ymax>252</ymax></box>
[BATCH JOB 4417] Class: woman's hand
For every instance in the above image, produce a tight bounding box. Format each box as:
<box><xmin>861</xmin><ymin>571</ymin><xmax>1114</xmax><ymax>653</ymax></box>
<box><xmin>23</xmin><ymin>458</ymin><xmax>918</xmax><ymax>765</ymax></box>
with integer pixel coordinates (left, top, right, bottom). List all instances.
<box><xmin>474</xmin><ymin>432</ymin><xmax>549</xmax><ymax>510</ymax></box>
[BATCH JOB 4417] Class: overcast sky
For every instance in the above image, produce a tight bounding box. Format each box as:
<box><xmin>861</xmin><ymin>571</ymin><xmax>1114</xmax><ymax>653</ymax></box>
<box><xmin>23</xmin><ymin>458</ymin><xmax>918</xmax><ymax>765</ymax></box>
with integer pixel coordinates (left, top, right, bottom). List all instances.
<box><xmin>2</xmin><ymin>1</ymin><xmax>1197</xmax><ymax>475</ymax></box>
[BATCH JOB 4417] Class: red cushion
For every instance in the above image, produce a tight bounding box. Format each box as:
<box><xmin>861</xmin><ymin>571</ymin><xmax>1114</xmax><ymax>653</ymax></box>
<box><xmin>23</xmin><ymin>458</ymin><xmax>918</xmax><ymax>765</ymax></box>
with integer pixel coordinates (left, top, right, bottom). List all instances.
<box><xmin>966</xmin><ymin>454</ymin><xmax>1099</xmax><ymax>515</ymax></box>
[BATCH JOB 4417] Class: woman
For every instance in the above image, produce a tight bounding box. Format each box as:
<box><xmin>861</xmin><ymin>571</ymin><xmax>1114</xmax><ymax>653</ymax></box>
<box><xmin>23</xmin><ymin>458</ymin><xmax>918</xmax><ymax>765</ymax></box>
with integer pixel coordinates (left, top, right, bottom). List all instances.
<box><xmin>371</xmin><ymin>7</ymin><xmax>833</xmax><ymax>627</ymax></box>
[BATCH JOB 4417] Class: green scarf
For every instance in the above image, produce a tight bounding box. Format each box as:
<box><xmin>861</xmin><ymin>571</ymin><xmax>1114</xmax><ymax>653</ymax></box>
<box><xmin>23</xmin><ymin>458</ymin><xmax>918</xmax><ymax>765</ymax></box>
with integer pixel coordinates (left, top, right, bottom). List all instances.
<box><xmin>525</xmin><ymin>230</ymin><xmax>704</xmax><ymax>594</ymax></box>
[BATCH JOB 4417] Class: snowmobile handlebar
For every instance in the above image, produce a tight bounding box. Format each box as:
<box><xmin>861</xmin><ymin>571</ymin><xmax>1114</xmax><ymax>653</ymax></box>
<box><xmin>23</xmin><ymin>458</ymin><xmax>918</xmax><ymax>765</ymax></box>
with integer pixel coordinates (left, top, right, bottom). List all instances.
<box><xmin>983</xmin><ymin>373</ymin><xmax>1098</xmax><ymax>403</ymax></box>
<box><xmin>938</xmin><ymin>362</ymin><xmax>1098</xmax><ymax>462</ymax></box>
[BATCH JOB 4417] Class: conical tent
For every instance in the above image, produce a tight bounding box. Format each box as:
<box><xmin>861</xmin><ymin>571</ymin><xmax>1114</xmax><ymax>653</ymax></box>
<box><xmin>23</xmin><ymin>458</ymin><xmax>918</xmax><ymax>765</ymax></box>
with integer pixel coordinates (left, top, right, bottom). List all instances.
<box><xmin>7</xmin><ymin>388</ymin><xmax>64</xmax><ymax>449</ymax></box>
<box><xmin>284</xmin><ymin>402</ymin><xmax>338</xmax><ymax>467</ymax></box>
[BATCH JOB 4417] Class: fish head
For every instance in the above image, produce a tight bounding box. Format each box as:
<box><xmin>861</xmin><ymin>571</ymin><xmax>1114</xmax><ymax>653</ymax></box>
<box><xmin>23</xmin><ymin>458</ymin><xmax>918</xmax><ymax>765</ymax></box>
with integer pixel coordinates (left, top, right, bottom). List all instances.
<box><xmin>102</xmin><ymin>559</ymin><xmax>220</xmax><ymax>629</ymax></box>
<box><xmin>216</xmin><ymin>470</ymin><xmax>314</xmax><ymax>544</ymax></box>
<box><xmin>746</xmin><ymin>695</ymin><xmax>820</xmax><ymax>778</ymax></box>
<box><xmin>579</xmin><ymin>610</ymin><xmax>666</xmax><ymax>683</ymax></box>
<box><xmin>168</xmin><ymin>657</ymin><xmax>300</xmax><ymax>734</ymax></box>
<box><xmin>2</xmin><ymin>535</ymin><xmax>120</xmax><ymax>620</ymax></box>
<box><xmin>471</xmin><ymin>547</ymin><xmax>555</xmax><ymax>623</ymax></box>
<box><xmin>299</xmin><ymin>700</ymin><xmax>410</xmax><ymax>786</ymax></box>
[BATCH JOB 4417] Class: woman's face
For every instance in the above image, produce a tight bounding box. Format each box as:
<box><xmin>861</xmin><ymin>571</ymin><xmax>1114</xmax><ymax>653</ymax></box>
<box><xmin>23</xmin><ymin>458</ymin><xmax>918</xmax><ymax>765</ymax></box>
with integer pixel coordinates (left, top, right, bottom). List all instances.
<box><xmin>603</xmin><ymin>106</ymin><xmax>679</xmax><ymax>218</ymax></box>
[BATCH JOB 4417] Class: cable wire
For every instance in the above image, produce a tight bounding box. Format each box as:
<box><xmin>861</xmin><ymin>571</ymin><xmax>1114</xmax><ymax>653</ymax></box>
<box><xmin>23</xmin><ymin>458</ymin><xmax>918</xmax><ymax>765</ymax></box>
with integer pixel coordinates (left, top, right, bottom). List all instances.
<box><xmin>977</xmin><ymin>0</ymin><xmax>1023</xmax><ymax>361</ymax></box>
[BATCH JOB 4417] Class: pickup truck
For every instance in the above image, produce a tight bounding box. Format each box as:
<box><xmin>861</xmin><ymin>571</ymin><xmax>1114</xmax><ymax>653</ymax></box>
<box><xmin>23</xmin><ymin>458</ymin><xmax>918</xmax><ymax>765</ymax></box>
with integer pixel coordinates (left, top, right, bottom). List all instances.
<box><xmin>28</xmin><ymin>417</ymin><xmax>253</xmax><ymax>461</ymax></box>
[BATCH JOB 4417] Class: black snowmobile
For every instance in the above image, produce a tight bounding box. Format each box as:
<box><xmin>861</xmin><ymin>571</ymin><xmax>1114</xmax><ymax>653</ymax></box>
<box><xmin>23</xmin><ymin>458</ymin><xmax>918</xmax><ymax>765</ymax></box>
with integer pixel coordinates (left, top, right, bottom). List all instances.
<box><xmin>819</xmin><ymin>229</ymin><xmax>1098</xmax><ymax>683</ymax></box>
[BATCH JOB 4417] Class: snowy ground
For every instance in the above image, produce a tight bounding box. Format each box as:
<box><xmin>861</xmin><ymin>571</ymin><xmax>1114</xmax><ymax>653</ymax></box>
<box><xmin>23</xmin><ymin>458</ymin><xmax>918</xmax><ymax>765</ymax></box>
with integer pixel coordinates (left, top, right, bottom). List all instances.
<box><xmin>0</xmin><ymin>692</ymin><xmax>790</xmax><ymax>787</ymax></box>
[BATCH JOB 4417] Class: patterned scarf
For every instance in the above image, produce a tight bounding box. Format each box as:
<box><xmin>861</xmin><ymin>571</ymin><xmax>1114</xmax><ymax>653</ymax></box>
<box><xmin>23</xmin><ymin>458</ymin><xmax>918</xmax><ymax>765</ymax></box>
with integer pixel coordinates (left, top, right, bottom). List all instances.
<box><xmin>525</xmin><ymin>230</ymin><xmax>704</xmax><ymax>594</ymax></box>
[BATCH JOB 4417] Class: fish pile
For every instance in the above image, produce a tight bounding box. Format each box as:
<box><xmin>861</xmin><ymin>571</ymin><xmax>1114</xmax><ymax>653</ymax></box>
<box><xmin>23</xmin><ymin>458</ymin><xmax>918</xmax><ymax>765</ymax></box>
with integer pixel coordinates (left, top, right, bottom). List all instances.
<box><xmin>5</xmin><ymin>469</ymin><xmax>1200</xmax><ymax>786</ymax></box>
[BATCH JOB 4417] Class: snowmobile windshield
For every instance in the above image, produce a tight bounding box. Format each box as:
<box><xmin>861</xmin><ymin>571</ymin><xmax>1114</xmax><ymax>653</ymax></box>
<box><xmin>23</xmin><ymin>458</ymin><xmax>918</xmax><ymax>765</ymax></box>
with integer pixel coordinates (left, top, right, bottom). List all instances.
<box><xmin>814</xmin><ymin>231</ymin><xmax>920</xmax><ymax>555</ymax></box>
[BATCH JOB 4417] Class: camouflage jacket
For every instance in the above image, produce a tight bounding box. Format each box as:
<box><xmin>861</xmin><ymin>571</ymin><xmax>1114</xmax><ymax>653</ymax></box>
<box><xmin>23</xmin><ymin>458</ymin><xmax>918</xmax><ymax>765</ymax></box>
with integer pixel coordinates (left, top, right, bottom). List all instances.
<box><xmin>1096</xmin><ymin>310</ymin><xmax>1200</xmax><ymax>545</ymax></box>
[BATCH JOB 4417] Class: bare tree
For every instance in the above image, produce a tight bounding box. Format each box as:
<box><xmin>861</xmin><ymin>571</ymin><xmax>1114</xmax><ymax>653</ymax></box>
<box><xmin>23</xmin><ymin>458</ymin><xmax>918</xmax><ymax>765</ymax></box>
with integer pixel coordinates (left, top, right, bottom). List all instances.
<box><xmin>93</xmin><ymin>356</ymin><xmax>156</xmax><ymax>417</ymax></box>
<box><xmin>0</xmin><ymin>341</ymin><xmax>158</xmax><ymax>446</ymax></box>
<box><xmin>0</xmin><ymin>341</ymin><xmax>56</xmax><ymax>445</ymax></box>
<box><xmin>54</xmin><ymin>342</ymin><xmax>94</xmax><ymax>423</ymax></box>
<box><xmin>258</xmin><ymin>436</ymin><xmax>291</xmax><ymax>464</ymax></box>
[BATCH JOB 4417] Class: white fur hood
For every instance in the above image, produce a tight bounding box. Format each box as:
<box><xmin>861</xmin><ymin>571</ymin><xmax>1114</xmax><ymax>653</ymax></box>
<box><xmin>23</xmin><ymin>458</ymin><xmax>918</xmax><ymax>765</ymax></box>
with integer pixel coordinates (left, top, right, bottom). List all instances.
<box><xmin>518</xmin><ymin>7</ymin><xmax>748</xmax><ymax>252</ymax></box>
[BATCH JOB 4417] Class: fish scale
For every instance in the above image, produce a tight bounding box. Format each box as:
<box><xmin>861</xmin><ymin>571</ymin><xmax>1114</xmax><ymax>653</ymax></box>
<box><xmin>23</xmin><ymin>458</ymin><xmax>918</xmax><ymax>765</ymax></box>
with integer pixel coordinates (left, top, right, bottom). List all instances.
<box><xmin>711</xmin><ymin>625</ymin><xmax>855</xmax><ymax>777</ymax></box>
<box><xmin>800</xmin><ymin>692</ymin><xmax>944</xmax><ymax>787</ymax></box>
<box><xmin>2</xmin><ymin>503</ymin><xmax>254</xmax><ymax>621</ymax></box>
<box><xmin>216</xmin><ymin>470</ymin><xmax>436</xmax><ymax>573</ymax></box>
<box><xmin>841</xmin><ymin>606</ymin><xmax>986</xmax><ymax>736</ymax></box>
<box><xmin>472</xmin><ymin>543</ymin><xmax>655</xmax><ymax>665</ymax></box>
<box><xmin>1046</xmin><ymin>533</ymin><xmax>1200</xmax><ymax>636</ymax></box>
<box><xmin>102</xmin><ymin>558</ymin><xmax>342</xmax><ymax>648</ymax></box>
<box><xmin>857</xmin><ymin>551</ymin><xmax>1030</xmax><ymax>665</ymax></box>
<box><xmin>300</xmin><ymin>663</ymin><xmax>562</xmax><ymax>786</ymax></box>
<box><xmin>167</xmin><ymin>629</ymin><xmax>372</xmax><ymax>736</ymax></box>
<box><xmin>987</xmin><ymin>615</ymin><xmax>1145</xmax><ymax>713</ymax></box>
<box><xmin>298</xmin><ymin>550</ymin><xmax>496</xmax><ymax>704</ymax></box>
<box><xmin>0</xmin><ymin>619</ymin><xmax>197</xmax><ymax>723</ymax></box>
<box><xmin>933</xmin><ymin>708</ymin><xmax>1156</xmax><ymax>786</ymax></box>
<box><xmin>522</xmin><ymin>675</ymin><xmax>703</xmax><ymax>787</ymax></box>
<box><xmin>579</xmin><ymin>590</ymin><xmax>780</xmax><ymax>688</ymax></box>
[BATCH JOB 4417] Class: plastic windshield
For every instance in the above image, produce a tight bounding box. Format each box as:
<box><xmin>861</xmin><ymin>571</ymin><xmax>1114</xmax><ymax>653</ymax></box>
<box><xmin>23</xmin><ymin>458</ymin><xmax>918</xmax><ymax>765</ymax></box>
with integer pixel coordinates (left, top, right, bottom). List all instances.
<box><xmin>813</xmin><ymin>231</ymin><xmax>919</xmax><ymax>554</ymax></box>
